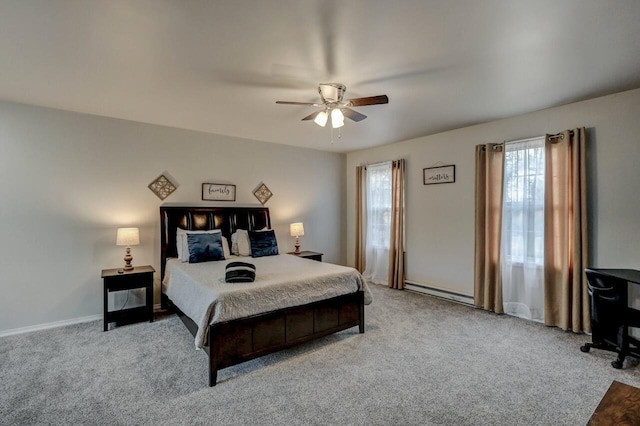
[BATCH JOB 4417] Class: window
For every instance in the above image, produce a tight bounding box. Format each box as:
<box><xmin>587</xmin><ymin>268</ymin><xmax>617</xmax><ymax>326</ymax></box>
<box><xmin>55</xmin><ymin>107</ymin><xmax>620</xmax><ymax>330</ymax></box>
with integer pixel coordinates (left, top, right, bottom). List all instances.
<box><xmin>501</xmin><ymin>136</ymin><xmax>546</xmax><ymax>321</ymax></box>
<box><xmin>366</xmin><ymin>162</ymin><xmax>392</xmax><ymax>248</ymax></box>
<box><xmin>502</xmin><ymin>137</ymin><xmax>545</xmax><ymax>264</ymax></box>
<box><xmin>363</xmin><ymin>161</ymin><xmax>392</xmax><ymax>284</ymax></box>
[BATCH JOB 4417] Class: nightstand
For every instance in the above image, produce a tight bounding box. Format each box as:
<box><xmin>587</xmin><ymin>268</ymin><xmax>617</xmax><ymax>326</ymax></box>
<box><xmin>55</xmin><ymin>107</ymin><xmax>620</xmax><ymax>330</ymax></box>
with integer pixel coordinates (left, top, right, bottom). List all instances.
<box><xmin>287</xmin><ymin>250</ymin><xmax>323</xmax><ymax>262</ymax></box>
<box><xmin>102</xmin><ymin>265</ymin><xmax>155</xmax><ymax>331</ymax></box>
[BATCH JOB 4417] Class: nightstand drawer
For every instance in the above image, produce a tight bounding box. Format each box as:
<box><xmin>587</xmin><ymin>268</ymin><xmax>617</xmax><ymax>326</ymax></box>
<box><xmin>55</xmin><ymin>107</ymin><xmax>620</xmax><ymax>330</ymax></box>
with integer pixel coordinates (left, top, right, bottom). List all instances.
<box><xmin>104</xmin><ymin>272</ymin><xmax>153</xmax><ymax>291</ymax></box>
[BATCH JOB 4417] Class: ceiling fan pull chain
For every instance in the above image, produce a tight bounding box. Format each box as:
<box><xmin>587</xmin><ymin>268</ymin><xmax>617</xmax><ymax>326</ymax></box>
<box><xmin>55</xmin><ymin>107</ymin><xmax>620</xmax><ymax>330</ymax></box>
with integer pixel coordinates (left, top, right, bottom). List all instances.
<box><xmin>330</xmin><ymin>126</ymin><xmax>334</xmax><ymax>144</ymax></box>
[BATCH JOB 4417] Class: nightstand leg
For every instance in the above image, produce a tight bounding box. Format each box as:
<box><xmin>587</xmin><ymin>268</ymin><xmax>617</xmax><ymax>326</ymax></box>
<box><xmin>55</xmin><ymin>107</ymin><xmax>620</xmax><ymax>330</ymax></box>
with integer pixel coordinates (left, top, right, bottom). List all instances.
<box><xmin>147</xmin><ymin>283</ymin><xmax>153</xmax><ymax>322</ymax></box>
<box><xmin>103</xmin><ymin>286</ymin><xmax>108</xmax><ymax>332</ymax></box>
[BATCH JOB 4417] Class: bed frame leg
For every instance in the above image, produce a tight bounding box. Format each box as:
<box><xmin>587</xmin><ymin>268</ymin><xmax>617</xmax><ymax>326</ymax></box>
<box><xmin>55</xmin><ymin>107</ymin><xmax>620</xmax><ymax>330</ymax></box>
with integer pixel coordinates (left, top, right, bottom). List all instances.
<box><xmin>209</xmin><ymin>355</ymin><xmax>218</xmax><ymax>387</ymax></box>
<box><xmin>208</xmin><ymin>326</ymin><xmax>219</xmax><ymax>387</ymax></box>
<box><xmin>359</xmin><ymin>292</ymin><xmax>365</xmax><ymax>334</ymax></box>
<box><xmin>160</xmin><ymin>293</ymin><xmax>168</xmax><ymax>311</ymax></box>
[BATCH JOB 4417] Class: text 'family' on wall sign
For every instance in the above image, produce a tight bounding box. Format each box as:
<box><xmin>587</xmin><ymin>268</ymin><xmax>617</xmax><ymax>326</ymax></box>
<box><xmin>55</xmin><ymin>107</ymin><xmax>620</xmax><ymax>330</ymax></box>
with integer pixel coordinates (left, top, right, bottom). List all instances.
<box><xmin>202</xmin><ymin>183</ymin><xmax>236</xmax><ymax>201</ymax></box>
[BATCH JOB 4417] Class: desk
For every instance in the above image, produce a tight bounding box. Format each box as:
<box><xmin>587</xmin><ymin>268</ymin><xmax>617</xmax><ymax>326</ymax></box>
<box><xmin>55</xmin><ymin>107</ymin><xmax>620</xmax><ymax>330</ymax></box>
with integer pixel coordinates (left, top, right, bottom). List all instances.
<box><xmin>585</xmin><ymin>268</ymin><xmax>640</xmax><ymax>311</ymax></box>
<box><xmin>582</xmin><ymin>268</ymin><xmax>640</xmax><ymax>368</ymax></box>
<box><xmin>586</xmin><ymin>268</ymin><xmax>640</xmax><ymax>285</ymax></box>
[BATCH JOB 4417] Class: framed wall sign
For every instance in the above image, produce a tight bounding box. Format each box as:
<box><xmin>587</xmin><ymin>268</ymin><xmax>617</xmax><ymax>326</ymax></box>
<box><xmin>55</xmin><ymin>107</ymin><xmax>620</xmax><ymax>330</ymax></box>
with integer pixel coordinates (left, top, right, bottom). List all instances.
<box><xmin>423</xmin><ymin>165</ymin><xmax>455</xmax><ymax>185</ymax></box>
<box><xmin>202</xmin><ymin>183</ymin><xmax>236</xmax><ymax>201</ymax></box>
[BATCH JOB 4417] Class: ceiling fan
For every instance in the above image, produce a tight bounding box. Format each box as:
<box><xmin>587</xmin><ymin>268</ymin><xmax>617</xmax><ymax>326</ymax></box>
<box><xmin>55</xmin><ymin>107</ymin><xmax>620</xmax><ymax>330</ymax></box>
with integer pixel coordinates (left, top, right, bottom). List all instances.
<box><xmin>276</xmin><ymin>83</ymin><xmax>389</xmax><ymax>129</ymax></box>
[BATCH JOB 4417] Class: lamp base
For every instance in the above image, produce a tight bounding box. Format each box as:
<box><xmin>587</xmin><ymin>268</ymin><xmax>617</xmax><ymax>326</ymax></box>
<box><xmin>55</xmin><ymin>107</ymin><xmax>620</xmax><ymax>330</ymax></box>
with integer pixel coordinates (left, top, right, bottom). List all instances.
<box><xmin>294</xmin><ymin>236</ymin><xmax>301</xmax><ymax>254</ymax></box>
<box><xmin>123</xmin><ymin>247</ymin><xmax>134</xmax><ymax>271</ymax></box>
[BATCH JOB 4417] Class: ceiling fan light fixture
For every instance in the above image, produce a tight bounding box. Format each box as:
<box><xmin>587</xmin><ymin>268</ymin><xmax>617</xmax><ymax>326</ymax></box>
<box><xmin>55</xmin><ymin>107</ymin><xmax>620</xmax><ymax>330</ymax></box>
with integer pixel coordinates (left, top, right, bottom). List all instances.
<box><xmin>314</xmin><ymin>110</ymin><xmax>328</xmax><ymax>127</ymax></box>
<box><xmin>276</xmin><ymin>83</ymin><xmax>388</xmax><ymax>137</ymax></box>
<box><xmin>331</xmin><ymin>108</ymin><xmax>344</xmax><ymax>128</ymax></box>
<box><xmin>319</xmin><ymin>83</ymin><xmax>346</xmax><ymax>103</ymax></box>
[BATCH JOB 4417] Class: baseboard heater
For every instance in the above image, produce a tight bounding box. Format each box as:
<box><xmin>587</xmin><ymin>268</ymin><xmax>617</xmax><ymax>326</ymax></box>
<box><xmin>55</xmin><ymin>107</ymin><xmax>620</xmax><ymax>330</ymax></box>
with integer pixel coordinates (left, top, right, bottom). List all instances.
<box><xmin>405</xmin><ymin>281</ymin><xmax>475</xmax><ymax>306</ymax></box>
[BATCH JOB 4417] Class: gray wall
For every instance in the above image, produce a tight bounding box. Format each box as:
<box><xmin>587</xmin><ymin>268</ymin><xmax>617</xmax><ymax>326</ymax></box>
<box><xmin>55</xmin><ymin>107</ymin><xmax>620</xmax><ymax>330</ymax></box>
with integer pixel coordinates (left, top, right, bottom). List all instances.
<box><xmin>3</xmin><ymin>87</ymin><xmax>639</xmax><ymax>333</ymax></box>
<box><xmin>0</xmin><ymin>101</ymin><xmax>346</xmax><ymax>333</ymax></box>
<box><xmin>346</xmin><ymin>88</ymin><xmax>640</xmax><ymax>296</ymax></box>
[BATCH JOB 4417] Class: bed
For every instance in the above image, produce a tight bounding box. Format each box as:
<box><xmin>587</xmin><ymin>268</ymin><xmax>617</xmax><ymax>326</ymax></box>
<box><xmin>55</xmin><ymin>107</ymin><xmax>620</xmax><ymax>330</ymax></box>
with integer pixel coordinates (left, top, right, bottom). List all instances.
<box><xmin>160</xmin><ymin>206</ymin><xmax>370</xmax><ymax>386</ymax></box>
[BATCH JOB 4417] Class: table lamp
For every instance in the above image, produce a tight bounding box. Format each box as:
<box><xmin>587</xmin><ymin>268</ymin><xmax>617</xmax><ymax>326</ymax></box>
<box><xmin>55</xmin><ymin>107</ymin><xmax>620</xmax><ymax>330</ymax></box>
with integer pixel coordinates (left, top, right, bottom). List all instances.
<box><xmin>290</xmin><ymin>222</ymin><xmax>304</xmax><ymax>254</ymax></box>
<box><xmin>116</xmin><ymin>227</ymin><xmax>140</xmax><ymax>271</ymax></box>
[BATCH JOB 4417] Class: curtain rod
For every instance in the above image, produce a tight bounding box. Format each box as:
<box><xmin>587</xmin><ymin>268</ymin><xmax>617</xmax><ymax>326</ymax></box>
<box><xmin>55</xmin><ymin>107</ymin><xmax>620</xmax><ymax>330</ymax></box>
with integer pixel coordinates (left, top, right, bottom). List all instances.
<box><xmin>548</xmin><ymin>130</ymin><xmax>575</xmax><ymax>141</ymax></box>
<box><xmin>361</xmin><ymin>159</ymin><xmax>403</xmax><ymax>168</ymax></box>
<box><xmin>480</xmin><ymin>129</ymin><xmax>577</xmax><ymax>151</ymax></box>
<box><xmin>505</xmin><ymin>135</ymin><xmax>544</xmax><ymax>145</ymax></box>
<box><xmin>480</xmin><ymin>144</ymin><xmax>503</xmax><ymax>152</ymax></box>
<box><xmin>480</xmin><ymin>135</ymin><xmax>542</xmax><ymax>151</ymax></box>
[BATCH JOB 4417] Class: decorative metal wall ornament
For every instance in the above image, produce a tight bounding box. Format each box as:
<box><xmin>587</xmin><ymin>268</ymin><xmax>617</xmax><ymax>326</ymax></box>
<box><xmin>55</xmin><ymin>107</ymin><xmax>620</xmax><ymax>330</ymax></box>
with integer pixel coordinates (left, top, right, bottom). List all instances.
<box><xmin>148</xmin><ymin>174</ymin><xmax>177</xmax><ymax>200</ymax></box>
<box><xmin>253</xmin><ymin>183</ymin><xmax>273</xmax><ymax>205</ymax></box>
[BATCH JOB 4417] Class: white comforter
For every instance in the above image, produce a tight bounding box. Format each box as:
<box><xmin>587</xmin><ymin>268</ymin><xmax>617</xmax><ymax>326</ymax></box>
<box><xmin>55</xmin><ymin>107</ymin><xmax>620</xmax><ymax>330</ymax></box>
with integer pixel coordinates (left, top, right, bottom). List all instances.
<box><xmin>162</xmin><ymin>255</ymin><xmax>372</xmax><ymax>348</ymax></box>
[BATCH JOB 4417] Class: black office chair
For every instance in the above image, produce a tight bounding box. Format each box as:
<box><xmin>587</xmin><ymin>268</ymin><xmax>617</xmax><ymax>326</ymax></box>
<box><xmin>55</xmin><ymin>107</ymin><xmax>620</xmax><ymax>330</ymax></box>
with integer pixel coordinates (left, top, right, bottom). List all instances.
<box><xmin>580</xmin><ymin>268</ymin><xmax>640</xmax><ymax>368</ymax></box>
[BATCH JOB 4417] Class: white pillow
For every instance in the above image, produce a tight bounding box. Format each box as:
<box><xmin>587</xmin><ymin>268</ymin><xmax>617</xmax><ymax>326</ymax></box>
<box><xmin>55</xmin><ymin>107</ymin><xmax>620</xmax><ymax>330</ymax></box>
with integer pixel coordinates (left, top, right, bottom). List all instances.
<box><xmin>176</xmin><ymin>229</ymin><xmax>229</xmax><ymax>261</ymax></box>
<box><xmin>236</xmin><ymin>229</ymin><xmax>251</xmax><ymax>257</ymax></box>
<box><xmin>231</xmin><ymin>232</ymin><xmax>239</xmax><ymax>255</ymax></box>
<box><xmin>221</xmin><ymin>236</ymin><xmax>231</xmax><ymax>259</ymax></box>
<box><xmin>232</xmin><ymin>228</ymin><xmax>270</xmax><ymax>257</ymax></box>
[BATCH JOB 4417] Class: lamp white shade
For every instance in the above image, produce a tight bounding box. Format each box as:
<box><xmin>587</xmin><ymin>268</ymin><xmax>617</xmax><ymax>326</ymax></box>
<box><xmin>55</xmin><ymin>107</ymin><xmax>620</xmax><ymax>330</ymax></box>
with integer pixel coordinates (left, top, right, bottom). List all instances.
<box><xmin>314</xmin><ymin>110</ymin><xmax>328</xmax><ymax>127</ymax></box>
<box><xmin>116</xmin><ymin>228</ymin><xmax>140</xmax><ymax>246</ymax></box>
<box><xmin>290</xmin><ymin>222</ymin><xmax>304</xmax><ymax>237</ymax></box>
<box><xmin>331</xmin><ymin>108</ymin><xmax>344</xmax><ymax>128</ymax></box>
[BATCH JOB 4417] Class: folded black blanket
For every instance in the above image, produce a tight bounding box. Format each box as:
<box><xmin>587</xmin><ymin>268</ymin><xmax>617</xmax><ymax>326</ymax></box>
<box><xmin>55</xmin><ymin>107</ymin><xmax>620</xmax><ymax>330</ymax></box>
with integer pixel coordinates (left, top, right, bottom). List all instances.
<box><xmin>225</xmin><ymin>261</ymin><xmax>256</xmax><ymax>283</ymax></box>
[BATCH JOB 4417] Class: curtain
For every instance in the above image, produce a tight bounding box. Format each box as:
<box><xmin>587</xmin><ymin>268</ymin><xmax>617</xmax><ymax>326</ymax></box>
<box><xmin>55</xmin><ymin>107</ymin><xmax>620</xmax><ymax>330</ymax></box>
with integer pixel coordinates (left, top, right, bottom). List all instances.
<box><xmin>355</xmin><ymin>165</ymin><xmax>367</xmax><ymax>273</ymax></box>
<box><xmin>474</xmin><ymin>143</ymin><xmax>505</xmax><ymax>313</ymax></box>
<box><xmin>363</xmin><ymin>162</ymin><xmax>392</xmax><ymax>285</ymax></box>
<box><xmin>543</xmin><ymin>128</ymin><xmax>590</xmax><ymax>332</ymax></box>
<box><xmin>501</xmin><ymin>137</ymin><xmax>546</xmax><ymax>321</ymax></box>
<box><xmin>389</xmin><ymin>159</ymin><xmax>406</xmax><ymax>289</ymax></box>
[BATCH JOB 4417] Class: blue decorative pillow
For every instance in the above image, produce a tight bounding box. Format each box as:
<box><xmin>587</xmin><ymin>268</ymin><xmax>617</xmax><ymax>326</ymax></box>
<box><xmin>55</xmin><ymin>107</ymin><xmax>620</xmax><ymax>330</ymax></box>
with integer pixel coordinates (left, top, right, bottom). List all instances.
<box><xmin>248</xmin><ymin>230</ymin><xmax>279</xmax><ymax>258</ymax></box>
<box><xmin>225</xmin><ymin>262</ymin><xmax>256</xmax><ymax>283</ymax></box>
<box><xmin>187</xmin><ymin>233</ymin><xmax>225</xmax><ymax>263</ymax></box>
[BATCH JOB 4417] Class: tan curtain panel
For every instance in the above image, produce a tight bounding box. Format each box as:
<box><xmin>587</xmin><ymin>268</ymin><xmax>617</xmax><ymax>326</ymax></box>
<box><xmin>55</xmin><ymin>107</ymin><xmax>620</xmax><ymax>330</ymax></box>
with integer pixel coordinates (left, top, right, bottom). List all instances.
<box><xmin>474</xmin><ymin>143</ymin><xmax>505</xmax><ymax>313</ymax></box>
<box><xmin>543</xmin><ymin>128</ymin><xmax>590</xmax><ymax>332</ymax></box>
<box><xmin>355</xmin><ymin>165</ymin><xmax>367</xmax><ymax>273</ymax></box>
<box><xmin>388</xmin><ymin>159</ymin><xmax>406</xmax><ymax>289</ymax></box>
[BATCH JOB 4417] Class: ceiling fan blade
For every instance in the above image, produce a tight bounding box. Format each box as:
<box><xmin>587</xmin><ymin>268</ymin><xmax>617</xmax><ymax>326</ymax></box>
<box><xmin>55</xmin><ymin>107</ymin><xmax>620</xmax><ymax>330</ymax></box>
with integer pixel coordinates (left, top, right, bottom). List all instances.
<box><xmin>346</xmin><ymin>95</ymin><xmax>389</xmax><ymax>107</ymax></box>
<box><xmin>342</xmin><ymin>108</ymin><xmax>367</xmax><ymax>122</ymax></box>
<box><xmin>301</xmin><ymin>111</ymin><xmax>321</xmax><ymax>121</ymax></box>
<box><xmin>276</xmin><ymin>101</ymin><xmax>320</xmax><ymax>106</ymax></box>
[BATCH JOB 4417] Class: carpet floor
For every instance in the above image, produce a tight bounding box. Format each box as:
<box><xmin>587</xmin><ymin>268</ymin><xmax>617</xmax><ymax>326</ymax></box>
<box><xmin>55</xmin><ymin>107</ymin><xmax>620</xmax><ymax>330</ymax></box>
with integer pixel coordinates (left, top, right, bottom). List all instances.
<box><xmin>2</xmin><ymin>284</ymin><xmax>640</xmax><ymax>425</ymax></box>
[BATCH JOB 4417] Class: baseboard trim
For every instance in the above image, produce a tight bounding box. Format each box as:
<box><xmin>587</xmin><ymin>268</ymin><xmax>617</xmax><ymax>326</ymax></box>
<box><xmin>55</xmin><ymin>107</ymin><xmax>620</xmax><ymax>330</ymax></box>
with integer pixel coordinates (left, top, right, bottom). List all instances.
<box><xmin>0</xmin><ymin>314</ymin><xmax>102</xmax><ymax>338</ymax></box>
<box><xmin>1</xmin><ymin>304</ymin><xmax>166</xmax><ymax>338</ymax></box>
<box><xmin>405</xmin><ymin>281</ymin><xmax>475</xmax><ymax>306</ymax></box>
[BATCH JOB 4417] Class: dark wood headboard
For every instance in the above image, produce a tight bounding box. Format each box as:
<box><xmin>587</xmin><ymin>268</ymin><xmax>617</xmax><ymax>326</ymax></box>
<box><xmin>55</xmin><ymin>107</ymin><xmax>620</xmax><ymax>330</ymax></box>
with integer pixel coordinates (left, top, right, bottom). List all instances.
<box><xmin>159</xmin><ymin>206</ymin><xmax>271</xmax><ymax>280</ymax></box>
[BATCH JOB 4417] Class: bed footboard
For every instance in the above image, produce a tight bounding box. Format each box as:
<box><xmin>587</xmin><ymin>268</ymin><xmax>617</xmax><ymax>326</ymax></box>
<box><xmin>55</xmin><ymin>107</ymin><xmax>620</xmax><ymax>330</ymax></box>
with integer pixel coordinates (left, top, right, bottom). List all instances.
<box><xmin>208</xmin><ymin>291</ymin><xmax>365</xmax><ymax>386</ymax></box>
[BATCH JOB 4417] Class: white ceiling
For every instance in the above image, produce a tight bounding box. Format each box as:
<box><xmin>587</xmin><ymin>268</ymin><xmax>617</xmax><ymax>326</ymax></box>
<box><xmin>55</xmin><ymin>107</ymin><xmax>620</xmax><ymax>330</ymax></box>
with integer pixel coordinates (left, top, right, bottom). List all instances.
<box><xmin>1</xmin><ymin>0</ymin><xmax>640</xmax><ymax>153</ymax></box>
